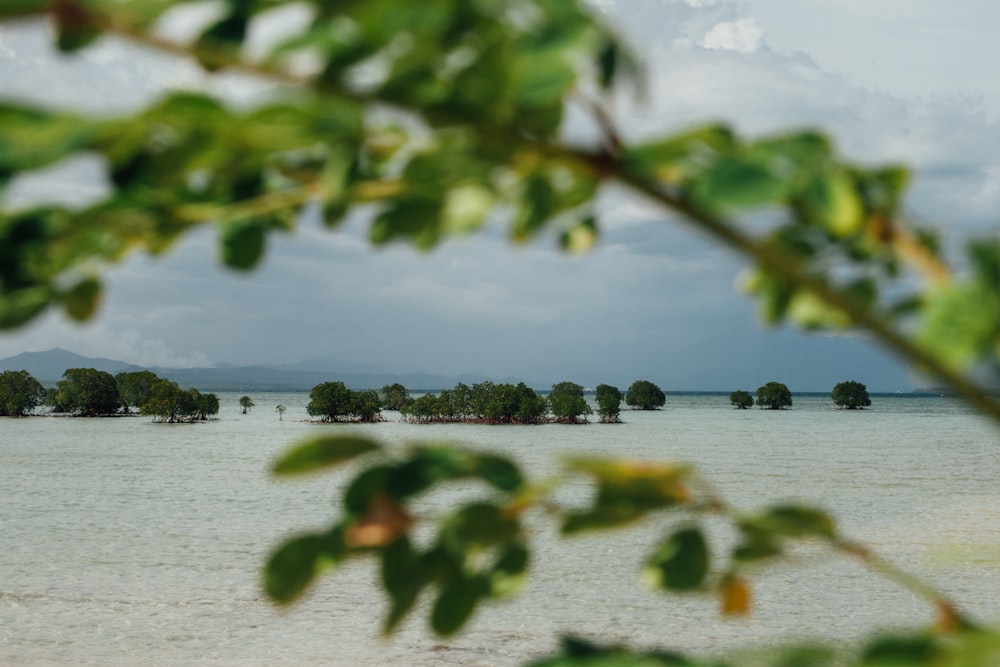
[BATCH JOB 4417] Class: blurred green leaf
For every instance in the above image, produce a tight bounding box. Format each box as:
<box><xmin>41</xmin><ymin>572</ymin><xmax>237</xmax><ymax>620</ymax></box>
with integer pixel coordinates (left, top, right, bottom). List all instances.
<box><xmin>473</xmin><ymin>453</ymin><xmax>524</xmax><ymax>492</ymax></box>
<box><xmin>731</xmin><ymin>527</ymin><xmax>783</xmax><ymax>564</ymax></box>
<box><xmin>264</xmin><ymin>529</ymin><xmax>346</xmax><ymax>605</ymax></box>
<box><xmin>490</xmin><ymin>543</ymin><xmax>529</xmax><ymax>598</ymax></box>
<box><xmin>52</xmin><ymin>0</ymin><xmax>101</xmax><ymax>52</ymax></box>
<box><xmin>62</xmin><ymin>277</ymin><xmax>101</xmax><ymax>322</ymax></box>
<box><xmin>380</xmin><ymin>536</ymin><xmax>429</xmax><ymax>635</ymax></box>
<box><xmin>344</xmin><ymin>465</ymin><xmax>394</xmax><ymax>515</ymax></box>
<box><xmin>622</xmin><ymin>125</ymin><xmax>734</xmax><ymax>185</ymax></box>
<box><xmin>0</xmin><ymin>0</ymin><xmax>50</xmax><ymax>16</ymax></box>
<box><xmin>560</xmin><ymin>216</ymin><xmax>598</xmax><ymax>254</ymax></box>
<box><xmin>643</xmin><ymin>526</ymin><xmax>710</xmax><ymax>592</ymax></box>
<box><xmin>689</xmin><ymin>154</ymin><xmax>790</xmax><ymax>212</ymax></box>
<box><xmin>743</xmin><ymin>505</ymin><xmax>837</xmax><ymax>540</ymax></box>
<box><xmin>800</xmin><ymin>169</ymin><xmax>864</xmax><ymax>238</ymax></box>
<box><xmin>919</xmin><ymin>282</ymin><xmax>1000</xmax><ymax>370</ymax></box>
<box><xmin>562</xmin><ymin>458</ymin><xmax>692</xmax><ymax>534</ymax></box>
<box><xmin>272</xmin><ymin>436</ymin><xmax>380</xmax><ymax>477</ymax></box>
<box><xmin>861</xmin><ymin>633</ymin><xmax>937</xmax><ymax>665</ymax></box>
<box><xmin>0</xmin><ymin>105</ymin><xmax>99</xmax><ymax>175</ymax></box>
<box><xmin>0</xmin><ymin>286</ymin><xmax>51</xmax><ymax>330</ymax></box>
<box><xmin>528</xmin><ymin>636</ymin><xmax>707</xmax><ymax>666</ymax></box>
<box><xmin>220</xmin><ymin>219</ymin><xmax>266</xmax><ymax>271</ymax></box>
<box><xmin>441</xmin><ymin>502</ymin><xmax>520</xmax><ymax>550</ymax></box>
<box><xmin>431</xmin><ymin>572</ymin><xmax>487</xmax><ymax>636</ymax></box>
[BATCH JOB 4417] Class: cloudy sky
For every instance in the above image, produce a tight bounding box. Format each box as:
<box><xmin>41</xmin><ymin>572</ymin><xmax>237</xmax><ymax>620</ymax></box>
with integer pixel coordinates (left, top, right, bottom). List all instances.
<box><xmin>1</xmin><ymin>0</ymin><xmax>999</xmax><ymax>391</ymax></box>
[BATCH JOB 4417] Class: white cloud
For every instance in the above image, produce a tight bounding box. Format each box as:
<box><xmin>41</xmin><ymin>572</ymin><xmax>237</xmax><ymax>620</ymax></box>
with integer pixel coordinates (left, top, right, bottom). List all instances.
<box><xmin>701</xmin><ymin>18</ymin><xmax>767</xmax><ymax>53</ymax></box>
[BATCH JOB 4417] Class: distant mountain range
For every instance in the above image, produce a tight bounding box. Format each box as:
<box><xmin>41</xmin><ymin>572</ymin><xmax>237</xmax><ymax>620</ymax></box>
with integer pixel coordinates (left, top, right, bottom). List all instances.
<box><xmin>0</xmin><ymin>348</ymin><xmax>527</xmax><ymax>391</ymax></box>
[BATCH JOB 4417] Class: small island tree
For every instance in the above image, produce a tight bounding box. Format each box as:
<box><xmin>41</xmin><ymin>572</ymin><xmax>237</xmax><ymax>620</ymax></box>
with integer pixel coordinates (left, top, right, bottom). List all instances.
<box><xmin>349</xmin><ymin>390</ymin><xmax>384</xmax><ymax>423</ymax></box>
<box><xmin>595</xmin><ymin>384</ymin><xmax>623</xmax><ymax>423</ymax></box>
<box><xmin>831</xmin><ymin>380</ymin><xmax>872</xmax><ymax>409</ymax></box>
<box><xmin>756</xmin><ymin>381</ymin><xmax>793</xmax><ymax>410</ymax></box>
<box><xmin>0</xmin><ymin>369</ymin><xmax>46</xmax><ymax>416</ymax></box>
<box><xmin>56</xmin><ymin>368</ymin><xmax>121</xmax><ymax>416</ymax></box>
<box><xmin>276</xmin><ymin>404</ymin><xmax>287</xmax><ymax>421</ymax></box>
<box><xmin>116</xmin><ymin>370</ymin><xmax>161</xmax><ymax>414</ymax></box>
<box><xmin>239</xmin><ymin>395</ymin><xmax>255</xmax><ymax>414</ymax></box>
<box><xmin>625</xmin><ymin>379</ymin><xmax>666</xmax><ymax>410</ymax></box>
<box><xmin>142</xmin><ymin>379</ymin><xmax>194</xmax><ymax>422</ymax></box>
<box><xmin>548</xmin><ymin>381</ymin><xmax>592</xmax><ymax>424</ymax></box>
<box><xmin>729</xmin><ymin>390</ymin><xmax>754</xmax><ymax>410</ymax></box>
<box><xmin>379</xmin><ymin>383</ymin><xmax>410</xmax><ymax>411</ymax></box>
<box><xmin>307</xmin><ymin>382</ymin><xmax>353</xmax><ymax>422</ymax></box>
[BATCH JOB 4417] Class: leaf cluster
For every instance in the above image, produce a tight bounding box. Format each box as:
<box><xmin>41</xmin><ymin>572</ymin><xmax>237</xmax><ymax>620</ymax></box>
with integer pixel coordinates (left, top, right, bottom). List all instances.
<box><xmin>141</xmin><ymin>378</ymin><xmax>220</xmax><ymax>422</ymax></box>
<box><xmin>307</xmin><ymin>381</ymin><xmax>383</xmax><ymax>422</ymax></box>
<box><xmin>831</xmin><ymin>380</ymin><xmax>872</xmax><ymax>409</ymax></box>
<box><xmin>0</xmin><ymin>369</ymin><xmax>46</xmax><ymax>416</ymax></box>
<box><xmin>266</xmin><ymin>437</ymin><xmax>527</xmax><ymax>636</ymax></box>
<box><xmin>548</xmin><ymin>381</ymin><xmax>593</xmax><ymax>424</ymax></box>
<box><xmin>594</xmin><ymin>383</ymin><xmax>623</xmax><ymax>423</ymax></box>
<box><xmin>728</xmin><ymin>390</ymin><xmax>753</xmax><ymax>410</ymax></box>
<box><xmin>755</xmin><ymin>381</ymin><xmax>792</xmax><ymax>410</ymax></box>
<box><xmin>401</xmin><ymin>381</ymin><xmax>549</xmax><ymax>424</ymax></box>
<box><xmin>625</xmin><ymin>379</ymin><xmax>666</xmax><ymax>410</ymax></box>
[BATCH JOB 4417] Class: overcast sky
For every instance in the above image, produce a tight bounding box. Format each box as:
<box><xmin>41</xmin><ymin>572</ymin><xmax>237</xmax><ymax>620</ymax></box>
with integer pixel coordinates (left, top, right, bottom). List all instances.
<box><xmin>1</xmin><ymin>0</ymin><xmax>999</xmax><ymax>391</ymax></box>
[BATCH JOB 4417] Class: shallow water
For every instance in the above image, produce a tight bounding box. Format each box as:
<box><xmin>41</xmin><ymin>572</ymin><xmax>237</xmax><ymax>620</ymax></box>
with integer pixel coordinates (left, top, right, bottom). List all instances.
<box><xmin>2</xmin><ymin>393</ymin><xmax>998</xmax><ymax>665</ymax></box>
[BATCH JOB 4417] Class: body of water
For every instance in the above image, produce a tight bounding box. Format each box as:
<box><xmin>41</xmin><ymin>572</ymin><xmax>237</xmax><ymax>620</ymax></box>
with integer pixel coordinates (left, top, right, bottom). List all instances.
<box><xmin>2</xmin><ymin>393</ymin><xmax>999</xmax><ymax>665</ymax></box>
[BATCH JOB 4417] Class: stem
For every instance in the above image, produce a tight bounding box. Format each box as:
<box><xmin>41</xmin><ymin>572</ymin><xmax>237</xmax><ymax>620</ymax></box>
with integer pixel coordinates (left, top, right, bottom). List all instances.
<box><xmin>833</xmin><ymin>537</ymin><xmax>974</xmax><ymax>630</ymax></box>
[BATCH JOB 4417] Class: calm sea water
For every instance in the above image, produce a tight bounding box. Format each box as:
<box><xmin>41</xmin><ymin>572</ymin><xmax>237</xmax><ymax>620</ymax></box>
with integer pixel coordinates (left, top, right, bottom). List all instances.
<box><xmin>2</xmin><ymin>393</ymin><xmax>999</xmax><ymax>665</ymax></box>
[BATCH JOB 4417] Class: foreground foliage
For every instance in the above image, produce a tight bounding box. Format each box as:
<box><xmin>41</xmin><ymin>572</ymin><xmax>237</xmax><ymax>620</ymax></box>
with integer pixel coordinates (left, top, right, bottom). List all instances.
<box><xmin>2</xmin><ymin>1</ymin><xmax>1000</xmax><ymax>665</ymax></box>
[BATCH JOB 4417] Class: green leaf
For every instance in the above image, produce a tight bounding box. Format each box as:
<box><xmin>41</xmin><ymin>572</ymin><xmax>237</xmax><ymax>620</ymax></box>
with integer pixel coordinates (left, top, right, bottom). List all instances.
<box><xmin>559</xmin><ymin>216</ymin><xmax>598</xmax><ymax>254</ymax></box>
<box><xmin>562</xmin><ymin>458</ymin><xmax>692</xmax><ymax>534</ymax></box>
<box><xmin>744</xmin><ymin>505</ymin><xmax>837</xmax><ymax>539</ymax></box>
<box><xmin>861</xmin><ymin>633</ymin><xmax>937</xmax><ymax>664</ymax></box>
<box><xmin>919</xmin><ymin>282</ymin><xmax>1000</xmax><ymax>370</ymax></box>
<box><xmin>800</xmin><ymin>169</ymin><xmax>864</xmax><ymax>238</ymax></box>
<box><xmin>220</xmin><ymin>219</ymin><xmax>266</xmax><ymax>271</ymax></box>
<box><xmin>387</xmin><ymin>446</ymin><xmax>473</xmax><ymax>498</ymax></box>
<box><xmin>431</xmin><ymin>573</ymin><xmax>487</xmax><ymax>636</ymax></box>
<box><xmin>272</xmin><ymin>436</ymin><xmax>381</xmax><ymax>477</ymax></box>
<box><xmin>380</xmin><ymin>536</ymin><xmax>429</xmax><ymax>635</ymax></box>
<box><xmin>441</xmin><ymin>502</ymin><xmax>520</xmax><ymax>551</ymax></box>
<box><xmin>489</xmin><ymin>543</ymin><xmax>529</xmax><ymax>598</ymax></box>
<box><xmin>622</xmin><ymin>125</ymin><xmax>734</xmax><ymax>185</ymax></box>
<box><xmin>344</xmin><ymin>465</ymin><xmax>394</xmax><ymax>515</ymax></box>
<box><xmin>0</xmin><ymin>105</ymin><xmax>99</xmax><ymax>175</ymax></box>
<box><xmin>473</xmin><ymin>454</ymin><xmax>524</xmax><ymax>492</ymax></box>
<box><xmin>643</xmin><ymin>526</ymin><xmax>710</xmax><ymax>592</ymax></box>
<box><xmin>441</xmin><ymin>184</ymin><xmax>493</xmax><ymax>235</ymax></box>
<box><xmin>690</xmin><ymin>155</ymin><xmax>790</xmax><ymax>212</ymax></box>
<box><xmin>732</xmin><ymin>527</ymin><xmax>783</xmax><ymax>564</ymax></box>
<box><xmin>195</xmin><ymin>12</ymin><xmax>249</xmax><ymax>71</ymax></box>
<box><xmin>0</xmin><ymin>286</ymin><xmax>51</xmax><ymax>330</ymax></box>
<box><xmin>0</xmin><ymin>0</ymin><xmax>50</xmax><ymax>17</ymax></box>
<box><xmin>52</xmin><ymin>1</ymin><xmax>101</xmax><ymax>52</ymax></box>
<box><xmin>62</xmin><ymin>277</ymin><xmax>101</xmax><ymax>322</ymax></box>
<box><xmin>969</xmin><ymin>238</ymin><xmax>1000</xmax><ymax>287</ymax></box>
<box><xmin>263</xmin><ymin>529</ymin><xmax>346</xmax><ymax>605</ymax></box>
<box><xmin>370</xmin><ymin>199</ymin><xmax>443</xmax><ymax>249</ymax></box>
